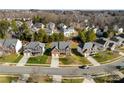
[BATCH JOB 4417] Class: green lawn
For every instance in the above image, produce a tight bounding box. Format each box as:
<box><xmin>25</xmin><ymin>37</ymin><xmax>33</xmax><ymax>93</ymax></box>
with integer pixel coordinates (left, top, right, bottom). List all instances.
<box><xmin>27</xmin><ymin>55</ymin><xmax>48</xmax><ymax>64</ymax></box>
<box><xmin>62</xmin><ymin>79</ymin><xmax>84</xmax><ymax>83</ymax></box>
<box><xmin>94</xmin><ymin>75</ymin><xmax>120</xmax><ymax>83</ymax></box>
<box><xmin>93</xmin><ymin>51</ymin><xmax>120</xmax><ymax>64</ymax></box>
<box><xmin>0</xmin><ymin>54</ymin><xmax>23</xmax><ymax>63</ymax></box>
<box><xmin>0</xmin><ymin>76</ymin><xmax>18</xmax><ymax>83</ymax></box>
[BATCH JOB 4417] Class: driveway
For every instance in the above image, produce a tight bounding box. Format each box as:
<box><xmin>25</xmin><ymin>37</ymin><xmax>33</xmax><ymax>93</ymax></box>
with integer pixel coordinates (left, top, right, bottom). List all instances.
<box><xmin>16</xmin><ymin>55</ymin><xmax>30</xmax><ymax>83</ymax></box>
<box><xmin>50</xmin><ymin>55</ymin><xmax>59</xmax><ymax>68</ymax></box>
<box><xmin>51</xmin><ymin>54</ymin><xmax>62</xmax><ymax>82</ymax></box>
<box><xmin>87</xmin><ymin>56</ymin><xmax>100</xmax><ymax>66</ymax></box>
<box><xmin>16</xmin><ymin>56</ymin><xmax>30</xmax><ymax>66</ymax></box>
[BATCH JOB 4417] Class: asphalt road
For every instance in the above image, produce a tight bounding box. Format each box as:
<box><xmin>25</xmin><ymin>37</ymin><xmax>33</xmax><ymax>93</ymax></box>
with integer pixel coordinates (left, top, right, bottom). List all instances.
<box><xmin>0</xmin><ymin>57</ymin><xmax>124</xmax><ymax>76</ymax></box>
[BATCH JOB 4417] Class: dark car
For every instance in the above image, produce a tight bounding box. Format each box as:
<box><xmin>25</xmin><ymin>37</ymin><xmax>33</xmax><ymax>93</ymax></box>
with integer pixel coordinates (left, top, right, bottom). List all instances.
<box><xmin>79</xmin><ymin>65</ymin><xmax>89</xmax><ymax>69</ymax></box>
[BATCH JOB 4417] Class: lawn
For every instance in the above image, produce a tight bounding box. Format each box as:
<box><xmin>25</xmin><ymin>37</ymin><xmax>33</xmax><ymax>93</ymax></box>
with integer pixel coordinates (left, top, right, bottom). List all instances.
<box><xmin>93</xmin><ymin>51</ymin><xmax>120</xmax><ymax>64</ymax></box>
<box><xmin>62</xmin><ymin>79</ymin><xmax>84</xmax><ymax>83</ymax></box>
<box><xmin>27</xmin><ymin>55</ymin><xmax>48</xmax><ymax>64</ymax></box>
<box><xmin>59</xmin><ymin>49</ymin><xmax>91</xmax><ymax>65</ymax></box>
<box><xmin>0</xmin><ymin>54</ymin><xmax>23</xmax><ymax>63</ymax></box>
<box><xmin>94</xmin><ymin>75</ymin><xmax>120</xmax><ymax>83</ymax></box>
<box><xmin>27</xmin><ymin>75</ymin><xmax>53</xmax><ymax>83</ymax></box>
<box><xmin>0</xmin><ymin>76</ymin><xmax>18</xmax><ymax>83</ymax></box>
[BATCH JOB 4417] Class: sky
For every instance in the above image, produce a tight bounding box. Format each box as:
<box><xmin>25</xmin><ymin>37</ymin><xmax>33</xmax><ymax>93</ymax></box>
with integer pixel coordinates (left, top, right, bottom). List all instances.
<box><xmin>0</xmin><ymin>0</ymin><xmax>123</xmax><ymax>10</ymax></box>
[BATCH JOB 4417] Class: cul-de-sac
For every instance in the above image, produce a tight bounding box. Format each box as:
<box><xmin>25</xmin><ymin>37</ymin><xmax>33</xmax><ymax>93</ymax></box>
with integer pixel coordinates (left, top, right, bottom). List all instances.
<box><xmin>0</xmin><ymin>10</ymin><xmax>124</xmax><ymax>83</ymax></box>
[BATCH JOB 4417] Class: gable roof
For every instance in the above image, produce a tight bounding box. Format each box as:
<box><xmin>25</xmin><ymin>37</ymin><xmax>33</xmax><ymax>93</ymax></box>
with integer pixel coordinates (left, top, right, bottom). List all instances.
<box><xmin>118</xmin><ymin>34</ymin><xmax>124</xmax><ymax>38</ymax></box>
<box><xmin>110</xmin><ymin>37</ymin><xmax>120</xmax><ymax>42</ymax></box>
<box><xmin>25</xmin><ymin>42</ymin><xmax>45</xmax><ymax>49</ymax></box>
<box><xmin>95</xmin><ymin>38</ymin><xmax>107</xmax><ymax>45</ymax></box>
<box><xmin>83</xmin><ymin>42</ymin><xmax>93</xmax><ymax>49</ymax></box>
<box><xmin>0</xmin><ymin>39</ymin><xmax>18</xmax><ymax>48</ymax></box>
<box><xmin>51</xmin><ymin>41</ymin><xmax>70</xmax><ymax>50</ymax></box>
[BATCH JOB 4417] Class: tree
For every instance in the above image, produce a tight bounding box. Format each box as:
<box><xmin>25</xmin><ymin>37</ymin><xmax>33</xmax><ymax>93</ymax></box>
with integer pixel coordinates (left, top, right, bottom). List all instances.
<box><xmin>103</xmin><ymin>32</ymin><xmax>109</xmax><ymax>38</ymax></box>
<box><xmin>11</xmin><ymin>20</ymin><xmax>18</xmax><ymax>32</ymax></box>
<box><xmin>52</xmin><ymin>33</ymin><xmax>59</xmax><ymax>41</ymax></box>
<box><xmin>59</xmin><ymin>32</ymin><xmax>64</xmax><ymax>41</ymax></box>
<box><xmin>33</xmin><ymin>29</ymin><xmax>47</xmax><ymax>42</ymax></box>
<box><xmin>32</xmin><ymin>16</ymin><xmax>42</xmax><ymax>24</ymax></box>
<box><xmin>0</xmin><ymin>20</ymin><xmax>10</xmax><ymax>38</ymax></box>
<box><xmin>48</xmin><ymin>36</ymin><xmax>54</xmax><ymax>43</ymax></box>
<box><xmin>79</xmin><ymin>30</ymin><xmax>86</xmax><ymax>43</ymax></box>
<box><xmin>86</xmin><ymin>30</ymin><xmax>96</xmax><ymax>42</ymax></box>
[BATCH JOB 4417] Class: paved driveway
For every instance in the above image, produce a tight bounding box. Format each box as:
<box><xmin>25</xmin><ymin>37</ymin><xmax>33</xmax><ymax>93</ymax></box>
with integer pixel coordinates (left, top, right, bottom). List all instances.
<box><xmin>16</xmin><ymin>56</ymin><xmax>30</xmax><ymax>66</ymax></box>
<box><xmin>51</xmin><ymin>55</ymin><xmax>62</xmax><ymax>82</ymax></box>
<box><xmin>50</xmin><ymin>55</ymin><xmax>59</xmax><ymax>68</ymax></box>
<box><xmin>87</xmin><ymin>56</ymin><xmax>100</xmax><ymax>66</ymax></box>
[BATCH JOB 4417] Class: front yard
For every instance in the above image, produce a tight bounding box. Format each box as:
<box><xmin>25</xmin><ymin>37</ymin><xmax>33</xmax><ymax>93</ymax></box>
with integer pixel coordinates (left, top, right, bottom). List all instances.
<box><xmin>0</xmin><ymin>54</ymin><xmax>23</xmax><ymax>63</ymax></box>
<box><xmin>27</xmin><ymin>55</ymin><xmax>48</xmax><ymax>64</ymax></box>
<box><xmin>59</xmin><ymin>49</ymin><xmax>91</xmax><ymax>65</ymax></box>
<box><xmin>93</xmin><ymin>51</ymin><xmax>120</xmax><ymax>64</ymax></box>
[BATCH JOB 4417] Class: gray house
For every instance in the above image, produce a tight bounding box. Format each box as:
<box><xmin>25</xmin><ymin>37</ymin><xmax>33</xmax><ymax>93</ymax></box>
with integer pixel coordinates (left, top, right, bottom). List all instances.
<box><xmin>51</xmin><ymin>41</ymin><xmax>71</xmax><ymax>56</ymax></box>
<box><xmin>95</xmin><ymin>38</ymin><xmax>109</xmax><ymax>51</ymax></box>
<box><xmin>45</xmin><ymin>22</ymin><xmax>56</xmax><ymax>35</ymax></box>
<box><xmin>23</xmin><ymin>42</ymin><xmax>45</xmax><ymax>56</ymax></box>
<box><xmin>77</xmin><ymin>42</ymin><xmax>98</xmax><ymax>57</ymax></box>
<box><xmin>0</xmin><ymin>39</ymin><xmax>22</xmax><ymax>56</ymax></box>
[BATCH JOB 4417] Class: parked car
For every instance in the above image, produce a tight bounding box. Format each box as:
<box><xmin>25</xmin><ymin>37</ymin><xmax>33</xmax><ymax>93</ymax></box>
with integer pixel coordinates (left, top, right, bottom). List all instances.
<box><xmin>79</xmin><ymin>65</ymin><xmax>89</xmax><ymax>69</ymax></box>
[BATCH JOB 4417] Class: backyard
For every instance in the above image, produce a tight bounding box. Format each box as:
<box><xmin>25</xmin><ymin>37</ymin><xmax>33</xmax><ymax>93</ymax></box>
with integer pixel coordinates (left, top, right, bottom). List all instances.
<box><xmin>93</xmin><ymin>51</ymin><xmax>120</xmax><ymax>64</ymax></box>
<box><xmin>0</xmin><ymin>54</ymin><xmax>23</xmax><ymax>63</ymax></box>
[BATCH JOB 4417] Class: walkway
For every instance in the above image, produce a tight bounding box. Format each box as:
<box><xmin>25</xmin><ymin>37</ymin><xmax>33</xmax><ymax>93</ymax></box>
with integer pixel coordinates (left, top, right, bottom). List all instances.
<box><xmin>51</xmin><ymin>55</ymin><xmax>62</xmax><ymax>83</ymax></box>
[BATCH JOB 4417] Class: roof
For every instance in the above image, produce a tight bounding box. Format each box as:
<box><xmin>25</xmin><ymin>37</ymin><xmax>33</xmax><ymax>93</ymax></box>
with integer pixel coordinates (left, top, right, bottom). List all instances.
<box><xmin>0</xmin><ymin>39</ymin><xmax>18</xmax><ymax>48</ymax></box>
<box><xmin>78</xmin><ymin>42</ymin><xmax>95</xmax><ymax>50</ymax></box>
<box><xmin>95</xmin><ymin>38</ymin><xmax>107</xmax><ymax>45</ymax></box>
<box><xmin>110</xmin><ymin>37</ymin><xmax>119</xmax><ymax>42</ymax></box>
<box><xmin>83</xmin><ymin>42</ymin><xmax>93</xmax><ymax>49</ymax></box>
<box><xmin>108</xmin><ymin>42</ymin><xmax>114</xmax><ymax>47</ymax></box>
<box><xmin>51</xmin><ymin>41</ymin><xmax>70</xmax><ymax>50</ymax></box>
<box><xmin>25</xmin><ymin>42</ymin><xmax>45</xmax><ymax>49</ymax></box>
<box><xmin>118</xmin><ymin>34</ymin><xmax>124</xmax><ymax>38</ymax></box>
<box><xmin>33</xmin><ymin>23</ymin><xmax>44</xmax><ymax>28</ymax></box>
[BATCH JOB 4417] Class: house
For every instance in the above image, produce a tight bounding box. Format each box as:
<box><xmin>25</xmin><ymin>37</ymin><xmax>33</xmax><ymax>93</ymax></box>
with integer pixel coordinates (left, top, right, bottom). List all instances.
<box><xmin>45</xmin><ymin>22</ymin><xmax>55</xmax><ymax>35</ymax></box>
<box><xmin>31</xmin><ymin>23</ymin><xmax>45</xmax><ymax>32</ymax></box>
<box><xmin>51</xmin><ymin>41</ymin><xmax>71</xmax><ymax>56</ymax></box>
<box><xmin>77</xmin><ymin>42</ymin><xmax>98</xmax><ymax>57</ymax></box>
<box><xmin>23</xmin><ymin>42</ymin><xmax>45</xmax><ymax>56</ymax></box>
<box><xmin>58</xmin><ymin>23</ymin><xmax>67</xmax><ymax>30</ymax></box>
<box><xmin>95</xmin><ymin>38</ymin><xmax>109</xmax><ymax>51</ymax></box>
<box><xmin>118</xmin><ymin>28</ymin><xmax>123</xmax><ymax>34</ymax></box>
<box><xmin>33</xmin><ymin>23</ymin><xmax>45</xmax><ymax>29</ymax></box>
<box><xmin>95</xmin><ymin>38</ymin><xmax>117</xmax><ymax>51</ymax></box>
<box><xmin>46</xmin><ymin>22</ymin><xmax>55</xmax><ymax>31</ymax></box>
<box><xmin>110</xmin><ymin>36</ymin><xmax>123</xmax><ymax>46</ymax></box>
<box><xmin>0</xmin><ymin>39</ymin><xmax>22</xmax><ymax>55</ymax></box>
<box><xmin>62</xmin><ymin>27</ymin><xmax>75</xmax><ymax>37</ymax></box>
